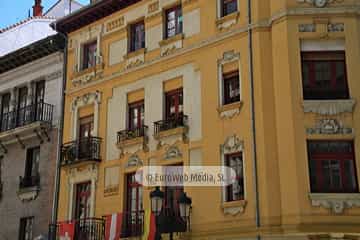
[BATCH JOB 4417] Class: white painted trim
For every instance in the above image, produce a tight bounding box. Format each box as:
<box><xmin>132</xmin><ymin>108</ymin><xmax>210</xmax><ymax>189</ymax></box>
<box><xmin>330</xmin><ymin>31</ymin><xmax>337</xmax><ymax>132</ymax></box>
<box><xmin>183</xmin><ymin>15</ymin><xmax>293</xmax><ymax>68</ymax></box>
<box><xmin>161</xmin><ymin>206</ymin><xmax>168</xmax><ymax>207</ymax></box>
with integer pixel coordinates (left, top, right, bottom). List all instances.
<box><xmin>300</xmin><ymin>39</ymin><xmax>345</xmax><ymax>51</ymax></box>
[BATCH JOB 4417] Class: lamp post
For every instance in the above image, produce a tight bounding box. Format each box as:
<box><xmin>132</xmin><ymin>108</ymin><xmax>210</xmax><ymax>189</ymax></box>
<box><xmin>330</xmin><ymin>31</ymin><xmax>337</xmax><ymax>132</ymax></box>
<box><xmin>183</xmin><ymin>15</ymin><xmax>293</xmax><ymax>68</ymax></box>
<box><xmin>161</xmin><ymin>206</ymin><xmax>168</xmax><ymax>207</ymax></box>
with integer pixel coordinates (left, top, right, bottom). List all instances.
<box><xmin>150</xmin><ymin>187</ymin><xmax>192</xmax><ymax>240</ymax></box>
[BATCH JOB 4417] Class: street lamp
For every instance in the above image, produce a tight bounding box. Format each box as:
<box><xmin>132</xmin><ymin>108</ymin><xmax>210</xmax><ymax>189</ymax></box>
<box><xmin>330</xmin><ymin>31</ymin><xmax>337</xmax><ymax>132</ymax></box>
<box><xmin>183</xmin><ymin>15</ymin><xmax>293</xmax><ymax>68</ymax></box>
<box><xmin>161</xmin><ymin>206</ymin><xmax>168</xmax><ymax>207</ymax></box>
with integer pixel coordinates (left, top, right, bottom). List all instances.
<box><xmin>178</xmin><ymin>192</ymin><xmax>192</xmax><ymax>220</ymax></box>
<box><xmin>150</xmin><ymin>186</ymin><xmax>164</xmax><ymax>216</ymax></box>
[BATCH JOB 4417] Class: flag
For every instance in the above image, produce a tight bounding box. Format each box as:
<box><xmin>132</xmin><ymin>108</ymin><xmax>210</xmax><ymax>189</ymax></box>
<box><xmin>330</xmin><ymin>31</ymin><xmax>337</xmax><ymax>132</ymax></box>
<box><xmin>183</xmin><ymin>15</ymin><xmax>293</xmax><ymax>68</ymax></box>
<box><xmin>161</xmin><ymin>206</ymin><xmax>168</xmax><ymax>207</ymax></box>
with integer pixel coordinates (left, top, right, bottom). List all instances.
<box><xmin>142</xmin><ymin>209</ymin><xmax>157</xmax><ymax>240</ymax></box>
<box><xmin>105</xmin><ymin>213</ymin><xmax>123</xmax><ymax>240</ymax></box>
<box><xmin>58</xmin><ymin>221</ymin><xmax>75</xmax><ymax>240</ymax></box>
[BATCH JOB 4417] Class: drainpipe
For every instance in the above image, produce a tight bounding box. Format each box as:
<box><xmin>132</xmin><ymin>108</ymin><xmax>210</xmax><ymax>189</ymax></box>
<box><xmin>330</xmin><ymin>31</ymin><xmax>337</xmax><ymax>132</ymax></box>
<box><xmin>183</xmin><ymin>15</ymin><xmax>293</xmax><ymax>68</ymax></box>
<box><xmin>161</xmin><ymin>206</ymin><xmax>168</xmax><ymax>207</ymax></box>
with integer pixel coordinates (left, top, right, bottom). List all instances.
<box><xmin>247</xmin><ymin>0</ymin><xmax>261</xmax><ymax>239</ymax></box>
<box><xmin>50</xmin><ymin>24</ymin><xmax>68</xmax><ymax>239</ymax></box>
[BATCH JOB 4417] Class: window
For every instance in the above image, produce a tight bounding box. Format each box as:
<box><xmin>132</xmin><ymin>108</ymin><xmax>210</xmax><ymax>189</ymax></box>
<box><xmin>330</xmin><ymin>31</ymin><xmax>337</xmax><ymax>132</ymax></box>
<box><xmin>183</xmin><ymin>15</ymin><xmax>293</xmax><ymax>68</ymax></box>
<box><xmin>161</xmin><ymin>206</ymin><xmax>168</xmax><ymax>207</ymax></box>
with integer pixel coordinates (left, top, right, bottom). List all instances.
<box><xmin>82</xmin><ymin>41</ymin><xmax>97</xmax><ymax>70</ymax></box>
<box><xmin>25</xmin><ymin>147</ymin><xmax>40</xmax><ymax>179</ymax></box>
<box><xmin>130</xmin><ymin>21</ymin><xmax>145</xmax><ymax>52</ymax></box>
<box><xmin>79</xmin><ymin>115</ymin><xmax>94</xmax><ymax>139</ymax></box>
<box><xmin>124</xmin><ymin>172</ymin><xmax>143</xmax><ymax>237</ymax></box>
<box><xmin>308</xmin><ymin>140</ymin><xmax>358</xmax><ymax>193</ymax></box>
<box><xmin>165</xmin><ymin>88</ymin><xmax>183</xmax><ymax>120</ymax></box>
<box><xmin>74</xmin><ymin>181</ymin><xmax>91</xmax><ymax>219</ymax></box>
<box><xmin>128</xmin><ymin>101</ymin><xmax>144</xmax><ymax>130</ymax></box>
<box><xmin>19</xmin><ymin>217</ymin><xmax>34</xmax><ymax>240</ymax></box>
<box><xmin>225</xmin><ymin>152</ymin><xmax>244</xmax><ymax>202</ymax></box>
<box><xmin>221</xmin><ymin>0</ymin><xmax>237</xmax><ymax>17</ymax></box>
<box><xmin>165</xmin><ymin>5</ymin><xmax>183</xmax><ymax>38</ymax></box>
<box><xmin>301</xmin><ymin>51</ymin><xmax>349</xmax><ymax>100</ymax></box>
<box><xmin>0</xmin><ymin>93</ymin><xmax>11</xmax><ymax>131</ymax></box>
<box><xmin>164</xmin><ymin>165</ymin><xmax>183</xmax><ymax>216</ymax></box>
<box><xmin>223</xmin><ymin>71</ymin><xmax>240</xmax><ymax>105</ymax></box>
<box><xmin>34</xmin><ymin>81</ymin><xmax>45</xmax><ymax>120</ymax></box>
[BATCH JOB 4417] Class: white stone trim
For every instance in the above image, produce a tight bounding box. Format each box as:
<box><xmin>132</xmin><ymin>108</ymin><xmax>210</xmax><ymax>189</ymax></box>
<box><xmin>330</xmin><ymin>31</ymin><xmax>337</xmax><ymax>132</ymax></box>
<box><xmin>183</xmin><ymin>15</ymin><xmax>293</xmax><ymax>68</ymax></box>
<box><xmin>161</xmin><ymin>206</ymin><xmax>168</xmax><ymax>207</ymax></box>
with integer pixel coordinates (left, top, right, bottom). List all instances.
<box><xmin>71</xmin><ymin>91</ymin><xmax>102</xmax><ymax>140</ymax></box>
<box><xmin>302</xmin><ymin>99</ymin><xmax>356</xmax><ymax>115</ymax></box>
<box><xmin>217</xmin><ymin>50</ymin><xmax>241</xmax><ymax>107</ymax></box>
<box><xmin>300</xmin><ymin>39</ymin><xmax>345</xmax><ymax>52</ymax></box>
<box><xmin>309</xmin><ymin>193</ymin><xmax>360</xmax><ymax>214</ymax></box>
<box><xmin>67</xmin><ymin>164</ymin><xmax>99</xmax><ymax>220</ymax></box>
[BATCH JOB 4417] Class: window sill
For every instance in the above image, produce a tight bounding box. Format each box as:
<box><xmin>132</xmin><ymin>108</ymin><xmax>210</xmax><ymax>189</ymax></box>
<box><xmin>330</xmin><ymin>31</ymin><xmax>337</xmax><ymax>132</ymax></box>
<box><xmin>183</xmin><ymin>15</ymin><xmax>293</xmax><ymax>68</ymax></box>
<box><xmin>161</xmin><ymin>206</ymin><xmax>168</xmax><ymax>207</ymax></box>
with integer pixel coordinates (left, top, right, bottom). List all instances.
<box><xmin>217</xmin><ymin>101</ymin><xmax>242</xmax><ymax>119</ymax></box>
<box><xmin>216</xmin><ymin>11</ymin><xmax>239</xmax><ymax>30</ymax></box>
<box><xmin>303</xmin><ymin>99</ymin><xmax>355</xmax><ymax>115</ymax></box>
<box><xmin>116</xmin><ymin>136</ymin><xmax>147</xmax><ymax>157</ymax></box>
<box><xmin>17</xmin><ymin>185</ymin><xmax>40</xmax><ymax>202</ymax></box>
<box><xmin>309</xmin><ymin>193</ymin><xmax>360</xmax><ymax>214</ymax></box>
<box><xmin>72</xmin><ymin>63</ymin><xmax>104</xmax><ymax>87</ymax></box>
<box><xmin>125</xmin><ymin>48</ymin><xmax>146</xmax><ymax>59</ymax></box>
<box><xmin>154</xmin><ymin>126</ymin><xmax>188</xmax><ymax>149</ymax></box>
<box><xmin>159</xmin><ymin>33</ymin><xmax>184</xmax><ymax>47</ymax></box>
<box><xmin>222</xmin><ymin>200</ymin><xmax>247</xmax><ymax>216</ymax></box>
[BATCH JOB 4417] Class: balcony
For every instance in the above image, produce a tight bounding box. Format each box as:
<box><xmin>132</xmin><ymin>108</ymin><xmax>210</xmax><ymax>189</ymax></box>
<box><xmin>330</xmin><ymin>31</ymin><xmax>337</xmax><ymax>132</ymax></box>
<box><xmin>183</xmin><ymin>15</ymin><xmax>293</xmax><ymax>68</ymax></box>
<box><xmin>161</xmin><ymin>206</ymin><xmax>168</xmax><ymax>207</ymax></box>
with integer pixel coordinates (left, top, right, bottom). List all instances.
<box><xmin>121</xmin><ymin>211</ymin><xmax>144</xmax><ymax>238</ymax></box>
<box><xmin>17</xmin><ymin>175</ymin><xmax>40</xmax><ymax>201</ymax></box>
<box><xmin>116</xmin><ymin>126</ymin><xmax>148</xmax><ymax>156</ymax></box>
<box><xmin>49</xmin><ymin>218</ymin><xmax>105</xmax><ymax>240</ymax></box>
<box><xmin>61</xmin><ymin>137</ymin><xmax>102</xmax><ymax>166</ymax></box>
<box><xmin>154</xmin><ymin>115</ymin><xmax>188</xmax><ymax>148</ymax></box>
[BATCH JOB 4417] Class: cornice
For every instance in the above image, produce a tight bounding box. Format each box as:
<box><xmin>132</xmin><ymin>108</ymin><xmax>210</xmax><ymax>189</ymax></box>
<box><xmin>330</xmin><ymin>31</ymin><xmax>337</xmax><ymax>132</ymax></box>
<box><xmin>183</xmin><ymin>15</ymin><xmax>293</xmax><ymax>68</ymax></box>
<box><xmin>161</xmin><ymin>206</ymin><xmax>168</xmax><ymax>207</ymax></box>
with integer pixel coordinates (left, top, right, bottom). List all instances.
<box><xmin>66</xmin><ymin>5</ymin><xmax>360</xmax><ymax>94</ymax></box>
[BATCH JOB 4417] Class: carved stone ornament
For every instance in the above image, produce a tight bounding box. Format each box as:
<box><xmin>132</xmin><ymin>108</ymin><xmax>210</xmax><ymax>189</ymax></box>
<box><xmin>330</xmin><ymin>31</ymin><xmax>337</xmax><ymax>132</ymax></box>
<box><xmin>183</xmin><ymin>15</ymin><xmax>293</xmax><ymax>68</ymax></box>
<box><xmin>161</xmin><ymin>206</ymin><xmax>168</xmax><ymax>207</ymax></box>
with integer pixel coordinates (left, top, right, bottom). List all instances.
<box><xmin>223</xmin><ymin>201</ymin><xmax>247</xmax><ymax>215</ymax></box>
<box><xmin>72</xmin><ymin>91</ymin><xmax>101</xmax><ymax>111</ymax></box>
<box><xmin>309</xmin><ymin>193</ymin><xmax>360</xmax><ymax>214</ymax></box>
<box><xmin>297</xmin><ymin>0</ymin><xmax>343</xmax><ymax>8</ymax></box>
<box><xmin>303</xmin><ymin>99</ymin><xmax>356</xmax><ymax>115</ymax></box>
<box><xmin>126</xmin><ymin>154</ymin><xmax>143</xmax><ymax>168</ymax></box>
<box><xmin>165</xmin><ymin>145</ymin><xmax>182</xmax><ymax>159</ymax></box>
<box><xmin>307</xmin><ymin>119</ymin><xmax>353</xmax><ymax>135</ymax></box>
<box><xmin>223</xmin><ymin>135</ymin><xmax>244</xmax><ymax>154</ymax></box>
<box><xmin>328</xmin><ymin>23</ymin><xmax>345</xmax><ymax>32</ymax></box>
<box><xmin>17</xmin><ymin>186</ymin><xmax>40</xmax><ymax>202</ymax></box>
<box><xmin>298</xmin><ymin>23</ymin><xmax>316</xmax><ymax>32</ymax></box>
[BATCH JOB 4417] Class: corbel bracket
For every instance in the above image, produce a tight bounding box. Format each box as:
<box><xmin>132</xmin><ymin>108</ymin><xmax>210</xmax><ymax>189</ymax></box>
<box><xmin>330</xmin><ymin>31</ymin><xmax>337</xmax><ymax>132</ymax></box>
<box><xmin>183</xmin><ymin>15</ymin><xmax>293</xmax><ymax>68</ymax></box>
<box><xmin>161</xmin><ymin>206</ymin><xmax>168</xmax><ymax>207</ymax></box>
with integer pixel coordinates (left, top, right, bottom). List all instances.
<box><xmin>34</xmin><ymin>129</ymin><xmax>44</xmax><ymax>144</ymax></box>
<box><xmin>15</xmin><ymin>135</ymin><xmax>25</xmax><ymax>149</ymax></box>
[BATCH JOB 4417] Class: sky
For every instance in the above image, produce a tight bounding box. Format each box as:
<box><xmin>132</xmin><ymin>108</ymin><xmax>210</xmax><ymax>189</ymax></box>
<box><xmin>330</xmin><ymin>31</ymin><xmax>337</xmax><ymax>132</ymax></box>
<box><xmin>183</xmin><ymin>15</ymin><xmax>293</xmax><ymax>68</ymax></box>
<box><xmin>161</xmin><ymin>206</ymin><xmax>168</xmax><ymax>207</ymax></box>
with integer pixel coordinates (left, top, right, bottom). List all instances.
<box><xmin>0</xmin><ymin>0</ymin><xmax>90</xmax><ymax>30</ymax></box>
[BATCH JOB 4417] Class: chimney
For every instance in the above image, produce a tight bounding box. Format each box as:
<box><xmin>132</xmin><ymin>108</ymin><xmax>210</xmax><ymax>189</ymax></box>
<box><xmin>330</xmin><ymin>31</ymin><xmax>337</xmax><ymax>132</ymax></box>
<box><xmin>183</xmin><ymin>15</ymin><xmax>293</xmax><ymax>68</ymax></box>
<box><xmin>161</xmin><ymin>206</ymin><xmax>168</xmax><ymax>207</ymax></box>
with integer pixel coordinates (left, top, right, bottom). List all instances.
<box><xmin>33</xmin><ymin>0</ymin><xmax>43</xmax><ymax>17</ymax></box>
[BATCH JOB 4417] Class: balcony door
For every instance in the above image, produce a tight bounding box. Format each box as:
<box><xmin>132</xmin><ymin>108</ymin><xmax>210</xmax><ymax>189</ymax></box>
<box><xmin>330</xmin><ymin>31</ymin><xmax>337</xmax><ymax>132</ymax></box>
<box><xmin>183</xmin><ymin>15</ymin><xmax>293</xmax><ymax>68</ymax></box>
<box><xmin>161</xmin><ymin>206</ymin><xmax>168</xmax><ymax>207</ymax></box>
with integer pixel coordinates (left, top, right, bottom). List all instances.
<box><xmin>17</xmin><ymin>87</ymin><xmax>28</xmax><ymax>126</ymax></box>
<box><xmin>165</xmin><ymin>88</ymin><xmax>183</xmax><ymax>120</ymax></box>
<box><xmin>124</xmin><ymin>172</ymin><xmax>143</xmax><ymax>237</ymax></box>
<box><xmin>74</xmin><ymin>181</ymin><xmax>91</xmax><ymax>220</ymax></box>
<box><xmin>0</xmin><ymin>93</ymin><xmax>10</xmax><ymax>131</ymax></box>
<box><xmin>34</xmin><ymin>81</ymin><xmax>45</xmax><ymax>121</ymax></box>
<box><xmin>164</xmin><ymin>165</ymin><xmax>184</xmax><ymax>217</ymax></box>
<box><xmin>128</xmin><ymin>101</ymin><xmax>144</xmax><ymax>131</ymax></box>
<box><xmin>78</xmin><ymin>115</ymin><xmax>94</xmax><ymax>160</ymax></box>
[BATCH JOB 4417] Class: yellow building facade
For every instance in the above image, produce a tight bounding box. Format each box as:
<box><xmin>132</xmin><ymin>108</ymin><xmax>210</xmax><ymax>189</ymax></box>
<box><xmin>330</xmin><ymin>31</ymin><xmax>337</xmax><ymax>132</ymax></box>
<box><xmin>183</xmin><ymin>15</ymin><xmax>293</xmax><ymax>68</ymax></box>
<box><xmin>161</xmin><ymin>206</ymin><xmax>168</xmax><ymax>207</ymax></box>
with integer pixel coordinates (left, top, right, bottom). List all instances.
<box><xmin>54</xmin><ymin>0</ymin><xmax>360</xmax><ymax>239</ymax></box>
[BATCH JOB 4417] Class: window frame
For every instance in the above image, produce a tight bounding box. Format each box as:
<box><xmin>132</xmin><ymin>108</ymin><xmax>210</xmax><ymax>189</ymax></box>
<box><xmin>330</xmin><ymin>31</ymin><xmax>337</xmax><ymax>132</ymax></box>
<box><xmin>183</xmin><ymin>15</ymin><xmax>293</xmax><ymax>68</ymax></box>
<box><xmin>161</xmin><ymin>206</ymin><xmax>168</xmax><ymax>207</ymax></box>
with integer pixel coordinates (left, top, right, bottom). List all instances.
<box><xmin>222</xmin><ymin>70</ymin><xmax>240</xmax><ymax>105</ymax></box>
<box><xmin>0</xmin><ymin>93</ymin><xmax>11</xmax><ymax>131</ymax></box>
<box><xmin>81</xmin><ymin>40</ymin><xmax>97</xmax><ymax>70</ymax></box>
<box><xmin>129</xmin><ymin>21</ymin><xmax>145</xmax><ymax>53</ymax></box>
<box><xmin>164</xmin><ymin>5</ymin><xmax>183</xmax><ymax>39</ymax></box>
<box><xmin>165</xmin><ymin>88</ymin><xmax>183</xmax><ymax>120</ymax></box>
<box><xmin>128</xmin><ymin>100</ymin><xmax>145</xmax><ymax>130</ymax></box>
<box><xmin>301</xmin><ymin>51</ymin><xmax>349</xmax><ymax>100</ymax></box>
<box><xmin>18</xmin><ymin>217</ymin><xmax>34</xmax><ymax>240</ymax></box>
<box><xmin>224</xmin><ymin>152</ymin><xmax>244</xmax><ymax>202</ymax></box>
<box><xmin>221</xmin><ymin>0</ymin><xmax>238</xmax><ymax>17</ymax></box>
<box><xmin>307</xmin><ymin>140</ymin><xmax>359</xmax><ymax>193</ymax></box>
<box><xmin>24</xmin><ymin>147</ymin><xmax>40</xmax><ymax>179</ymax></box>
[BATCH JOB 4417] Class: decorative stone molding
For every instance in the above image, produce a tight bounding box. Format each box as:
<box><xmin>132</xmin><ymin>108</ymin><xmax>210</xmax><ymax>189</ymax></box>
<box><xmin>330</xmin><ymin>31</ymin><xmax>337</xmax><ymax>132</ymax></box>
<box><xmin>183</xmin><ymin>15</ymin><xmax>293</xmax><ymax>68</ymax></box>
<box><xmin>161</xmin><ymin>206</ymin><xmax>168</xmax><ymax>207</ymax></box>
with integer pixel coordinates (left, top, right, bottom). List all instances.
<box><xmin>216</xmin><ymin>12</ymin><xmax>240</xmax><ymax>30</ymax></box>
<box><xmin>125</xmin><ymin>48</ymin><xmax>145</xmax><ymax>69</ymax></box>
<box><xmin>297</xmin><ymin>0</ymin><xmax>344</xmax><ymax>8</ymax></box>
<box><xmin>222</xmin><ymin>200</ymin><xmax>247</xmax><ymax>215</ymax></box>
<box><xmin>105</xmin><ymin>16</ymin><xmax>125</xmax><ymax>33</ymax></box>
<box><xmin>306</xmin><ymin>119</ymin><xmax>353</xmax><ymax>135</ymax></box>
<box><xmin>72</xmin><ymin>65</ymin><xmax>104</xmax><ymax>87</ymax></box>
<box><xmin>299</xmin><ymin>23</ymin><xmax>316</xmax><ymax>32</ymax></box>
<box><xmin>17</xmin><ymin>186</ymin><xmax>40</xmax><ymax>202</ymax></box>
<box><xmin>117</xmin><ymin>134</ymin><xmax>148</xmax><ymax>158</ymax></box>
<box><xmin>71</xmin><ymin>91</ymin><xmax>101</xmax><ymax>140</ymax></box>
<box><xmin>219</xmin><ymin>51</ymin><xmax>240</xmax><ymax>65</ymax></box>
<box><xmin>126</xmin><ymin>154</ymin><xmax>143</xmax><ymax>168</ymax></box>
<box><xmin>309</xmin><ymin>233</ymin><xmax>358</xmax><ymax>240</ymax></box>
<box><xmin>217</xmin><ymin>102</ymin><xmax>242</xmax><ymax>119</ymax></box>
<box><xmin>155</xmin><ymin>127</ymin><xmax>189</xmax><ymax>150</ymax></box>
<box><xmin>303</xmin><ymin>99</ymin><xmax>356</xmax><ymax>115</ymax></box>
<box><xmin>309</xmin><ymin>193</ymin><xmax>360</xmax><ymax>214</ymax></box>
<box><xmin>222</xmin><ymin>135</ymin><xmax>244</xmax><ymax>155</ymax></box>
<box><xmin>148</xmin><ymin>1</ymin><xmax>159</xmax><ymax>14</ymax></box>
<box><xmin>45</xmin><ymin>70</ymin><xmax>63</xmax><ymax>81</ymax></box>
<box><xmin>104</xmin><ymin>185</ymin><xmax>119</xmax><ymax>196</ymax></box>
<box><xmin>328</xmin><ymin>23</ymin><xmax>344</xmax><ymax>32</ymax></box>
<box><xmin>159</xmin><ymin>34</ymin><xmax>184</xmax><ymax>57</ymax></box>
<box><xmin>165</xmin><ymin>145</ymin><xmax>182</xmax><ymax>160</ymax></box>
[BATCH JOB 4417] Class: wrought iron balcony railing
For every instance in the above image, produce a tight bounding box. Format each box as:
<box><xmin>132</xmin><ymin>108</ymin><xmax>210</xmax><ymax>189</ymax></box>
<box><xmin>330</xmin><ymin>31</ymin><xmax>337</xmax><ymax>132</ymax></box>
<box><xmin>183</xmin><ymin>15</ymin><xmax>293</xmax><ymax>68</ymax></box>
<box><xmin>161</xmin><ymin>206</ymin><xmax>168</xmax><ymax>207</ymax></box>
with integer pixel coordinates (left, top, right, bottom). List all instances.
<box><xmin>19</xmin><ymin>175</ymin><xmax>40</xmax><ymax>189</ymax></box>
<box><xmin>117</xmin><ymin>125</ymin><xmax>148</xmax><ymax>144</ymax></box>
<box><xmin>0</xmin><ymin>102</ymin><xmax>54</xmax><ymax>132</ymax></box>
<box><xmin>49</xmin><ymin>218</ymin><xmax>105</xmax><ymax>240</ymax></box>
<box><xmin>121</xmin><ymin>210</ymin><xmax>144</xmax><ymax>238</ymax></box>
<box><xmin>61</xmin><ymin>137</ymin><xmax>102</xmax><ymax>166</ymax></box>
<box><xmin>154</xmin><ymin>115</ymin><xmax>188</xmax><ymax>136</ymax></box>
